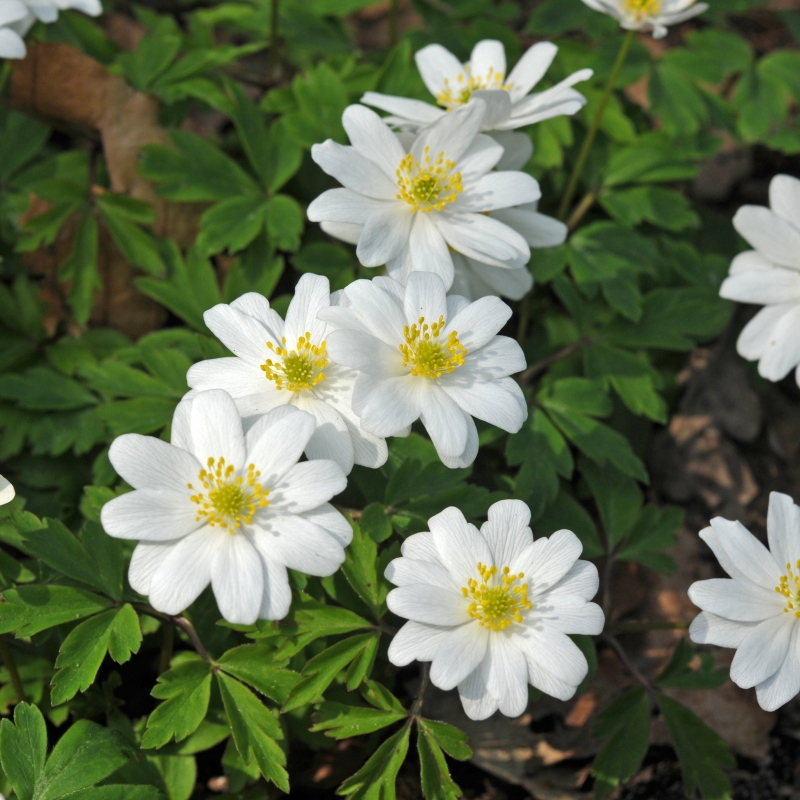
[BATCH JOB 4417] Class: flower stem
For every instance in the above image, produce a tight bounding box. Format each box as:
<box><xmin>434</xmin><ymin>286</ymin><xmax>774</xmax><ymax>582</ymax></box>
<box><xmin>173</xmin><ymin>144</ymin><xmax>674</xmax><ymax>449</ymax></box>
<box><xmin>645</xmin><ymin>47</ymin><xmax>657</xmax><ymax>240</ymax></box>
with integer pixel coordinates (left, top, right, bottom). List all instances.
<box><xmin>158</xmin><ymin>622</ymin><xmax>175</xmax><ymax>675</ymax></box>
<box><xmin>410</xmin><ymin>663</ymin><xmax>430</xmax><ymax>719</ymax></box>
<box><xmin>134</xmin><ymin>604</ymin><xmax>216</xmax><ymax>666</ymax></box>
<box><xmin>518</xmin><ymin>336</ymin><xmax>593</xmax><ymax>384</ymax></box>
<box><xmin>0</xmin><ymin>636</ymin><xmax>26</xmax><ymax>703</ymax></box>
<box><xmin>602</xmin><ymin>633</ymin><xmax>658</xmax><ymax>698</ymax></box>
<box><xmin>557</xmin><ymin>29</ymin><xmax>634</xmax><ymax>222</ymax></box>
<box><xmin>268</xmin><ymin>0</ymin><xmax>281</xmax><ymax>81</ymax></box>
<box><xmin>388</xmin><ymin>0</ymin><xmax>400</xmax><ymax>47</ymax></box>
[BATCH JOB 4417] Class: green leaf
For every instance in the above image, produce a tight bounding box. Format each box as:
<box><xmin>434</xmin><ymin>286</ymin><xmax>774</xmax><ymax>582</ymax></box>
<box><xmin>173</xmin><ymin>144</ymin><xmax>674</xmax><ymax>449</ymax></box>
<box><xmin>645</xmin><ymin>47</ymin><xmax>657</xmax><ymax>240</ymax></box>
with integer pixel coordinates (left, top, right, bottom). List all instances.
<box><xmin>0</xmin><ymin>367</ymin><xmax>97</xmax><ymax>411</ymax></box>
<box><xmin>734</xmin><ymin>63</ymin><xmax>787</xmax><ymax>142</ymax></box>
<box><xmin>51</xmin><ymin>604</ymin><xmax>142</xmax><ymax>705</ymax></box>
<box><xmin>311</xmin><ymin>703</ymin><xmax>406</xmax><ymax>739</ymax></box>
<box><xmin>98</xmin><ymin>199</ymin><xmax>165</xmax><ymax>278</ymax></box>
<box><xmin>217</xmin><ymin>673</ymin><xmax>288</xmax><ymax>792</ymax></box>
<box><xmin>196</xmin><ymin>195</ymin><xmax>267</xmax><ymax>257</ymax></box>
<box><xmin>266</xmin><ymin>194</ymin><xmax>304</xmax><ymax>252</ymax></box>
<box><xmin>580</xmin><ymin>459</ymin><xmax>643</xmax><ymax>546</ymax></box>
<box><xmin>217</xmin><ymin>644</ymin><xmax>301</xmax><ymax>704</ymax></box>
<box><xmin>649</xmin><ymin>62</ymin><xmax>710</xmax><ymax>138</ymax></box>
<box><xmin>141</xmin><ymin>659</ymin><xmax>212</xmax><ymax>749</ymax></box>
<box><xmin>116</xmin><ymin>34</ymin><xmax>181</xmax><ymax>90</ymax></box>
<box><xmin>337</xmin><ymin>724</ymin><xmax>410</xmax><ymax>800</ymax></box>
<box><xmin>656</xmin><ymin>639</ymin><xmax>727</xmax><ymax>690</ymax></box>
<box><xmin>417</xmin><ymin>722</ymin><xmax>462</xmax><ymax>800</ymax></box>
<box><xmin>658</xmin><ymin>695</ymin><xmax>734</xmax><ymax>800</ymax></box>
<box><xmin>95</xmin><ymin>397</ymin><xmax>178</xmax><ymax>436</ymax></box>
<box><xmin>600</xmin><ymin>187</ymin><xmax>699</xmax><ymax>233</ymax></box>
<box><xmin>616</xmin><ymin>505</ymin><xmax>682</xmax><ymax>573</ymax></box>
<box><xmin>59</xmin><ymin>213</ymin><xmax>100</xmax><ymax>327</ymax></box>
<box><xmin>534</xmin><ymin>489</ymin><xmax>603</xmax><ymax>558</ymax></box>
<box><xmin>283</xmin><ymin>63</ymin><xmax>348</xmax><ymax>148</ymax></box>
<box><xmin>360</xmin><ymin>503</ymin><xmax>393</xmax><ymax>543</ymax></box>
<box><xmin>0</xmin><ymin>585</ymin><xmax>112</xmax><ymax>636</ymax></box>
<box><xmin>417</xmin><ymin>719</ymin><xmax>472</xmax><ymax>761</ymax></box>
<box><xmin>591</xmin><ymin>688</ymin><xmax>651</xmax><ymax>799</ymax></box>
<box><xmin>361</xmin><ymin>682</ymin><xmax>406</xmax><ymax>714</ymax></box>
<box><xmin>282</xmin><ymin>633</ymin><xmax>380</xmax><ymax>712</ymax></box>
<box><xmin>35</xmin><ymin>719</ymin><xmax>132</xmax><ymax>800</ymax></box>
<box><xmin>0</xmin><ymin>703</ymin><xmax>47</xmax><ymax>800</ymax></box>
<box><xmin>341</xmin><ymin>522</ymin><xmax>383</xmax><ymax>618</ymax></box>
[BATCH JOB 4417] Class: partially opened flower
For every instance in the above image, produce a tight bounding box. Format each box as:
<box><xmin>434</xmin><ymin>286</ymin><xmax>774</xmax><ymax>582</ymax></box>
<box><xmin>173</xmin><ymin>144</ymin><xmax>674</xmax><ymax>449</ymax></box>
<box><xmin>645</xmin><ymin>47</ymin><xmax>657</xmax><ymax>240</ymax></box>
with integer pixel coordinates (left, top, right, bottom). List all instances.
<box><xmin>101</xmin><ymin>390</ymin><xmax>350</xmax><ymax>625</ymax></box>
<box><xmin>361</xmin><ymin>40</ymin><xmax>592</xmax><ymax>169</ymax></box>
<box><xmin>0</xmin><ymin>0</ymin><xmax>101</xmax><ymax>59</ymax></box>
<box><xmin>719</xmin><ymin>175</ymin><xmax>800</xmax><ymax>386</ymax></box>
<box><xmin>320</xmin><ymin>271</ymin><xmax>527</xmax><ymax>468</ymax></box>
<box><xmin>385</xmin><ymin>500</ymin><xmax>604</xmax><ymax>719</ymax></box>
<box><xmin>0</xmin><ymin>474</ymin><xmax>14</xmax><ymax>506</ymax></box>
<box><xmin>308</xmin><ymin>101</ymin><xmax>540</xmax><ymax>289</ymax></box>
<box><xmin>187</xmin><ymin>275</ymin><xmax>386</xmax><ymax>475</ymax></box>
<box><xmin>580</xmin><ymin>0</ymin><xmax>707</xmax><ymax>38</ymax></box>
<box><xmin>689</xmin><ymin>492</ymin><xmax>800</xmax><ymax>711</ymax></box>
<box><xmin>321</xmin><ymin>203</ymin><xmax>567</xmax><ymax>302</ymax></box>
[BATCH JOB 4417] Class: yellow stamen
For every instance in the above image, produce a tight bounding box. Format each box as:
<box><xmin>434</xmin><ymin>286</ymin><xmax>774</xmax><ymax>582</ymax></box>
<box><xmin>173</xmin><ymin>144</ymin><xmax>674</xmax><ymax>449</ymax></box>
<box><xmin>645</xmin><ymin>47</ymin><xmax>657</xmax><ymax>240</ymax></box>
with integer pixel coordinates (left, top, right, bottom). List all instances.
<box><xmin>775</xmin><ymin>560</ymin><xmax>800</xmax><ymax>618</ymax></box>
<box><xmin>261</xmin><ymin>332</ymin><xmax>328</xmax><ymax>392</ymax></box>
<box><xmin>463</xmin><ymin>563</ymin><xmax>531</xmax><ymax>631</ymax></box>
<box><xmin>396</xmin><ymin>147</ymin><xmax>463</xmax><ymax>213</ymax></box>
<box><xmin>398</xmin><ymin>315</ymin><xmax>466</xmax><ymax>378</ymax></box>
<box><xmin>435</xmin><ymin>66</ymin><xmax>513</xmax><ymax>110</ymax></box>
<box><xmin>187</xmin><ymin>457</ymin><xmax>268</xmax><ymax>532</ymax></box>
<box><xmin>622</xmin><ymin>0</ymin><xmax>664</xmax><ymax>19</ymax></box>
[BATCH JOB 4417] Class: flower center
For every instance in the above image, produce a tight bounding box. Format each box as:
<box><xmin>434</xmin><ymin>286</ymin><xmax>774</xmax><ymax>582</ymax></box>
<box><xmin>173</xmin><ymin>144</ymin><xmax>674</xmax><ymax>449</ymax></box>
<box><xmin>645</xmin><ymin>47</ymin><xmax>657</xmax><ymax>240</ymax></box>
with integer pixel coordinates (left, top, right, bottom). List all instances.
<box><xmin>622</xmin><ymin>0</ymin><xmax>663</xmax><ymax>19</ymax></box>
<box><xmin>435</xmin><ymin>66</ymin><xmax>512</xmax><ymax>110</ymax></box>
<box><xmin>261</xmin><ymin>333</ymin><xmax>328</xmax><ymax>392</ymax></box>
<box><xmin>188</xmin><ymin>457</ymin><xmax>269</xmax><ymax>532</ymax></box>
<box><xmin>399</xmin><ymin>315</ymin><xmax>467</xmax><ymax>378</ymax></box>
<box><xmin>776</xmin><ymin>560</ymin><xmax>800</xmax><ymax>618</ymax></box>
<box><xmin>462</xmin><ymin>562</ymin><xmax>531</xmax><ymax>631</ymax></box>
<box><xmin>396</xmin><ymin>147</ymin><xmax>463</xmax><ymax>213</ymax></box>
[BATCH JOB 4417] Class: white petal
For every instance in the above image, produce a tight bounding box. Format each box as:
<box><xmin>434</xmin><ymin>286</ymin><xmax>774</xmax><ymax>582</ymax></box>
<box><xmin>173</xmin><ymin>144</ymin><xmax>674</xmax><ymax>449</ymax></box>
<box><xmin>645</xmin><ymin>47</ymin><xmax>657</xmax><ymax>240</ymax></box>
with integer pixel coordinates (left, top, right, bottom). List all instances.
<box><xmin>442</xmin><ymin>378</ymin><xmax>526</xmax><ymax>433</ymax></box>
<box><xmin>359</xmin><ymin>376</ymin><xmax>422</xmax><ymax>437</ymax></box>
<box><xmin>533</xmin><ymin>598</ymin><xmax>605</xmax><ymax>635</ymax></box>
<box><xmin>187</xmin><ymin>359</ymin><xmax>279</xmax><ymax>415</ymax></box>
<box><xmin>547</xmin><ymin>560</ymin><xmax>599</xmax><ymax>602</ymax></box>
<box><xmin>730</xmin><ymin>614</ymin><xmax>794</xmax><ymax>688</ymax></box>
<box><xmin>388</xmin><ymin>620</ymin><xmax>450</xmax><ymax>666</ymax></box>
<box><xmin>470</xmin><ymin>90</ymin><xmax>512</xmax><ymax>129</ymax></box>
<box><xmin>513</xmin><ymin>530</ymin><xmax>583</xmax><ymax>597</ymax></box>
<box><xmin>688</xmin><ymin>578</ymin><xmax>782</xmax><ymax>621</ymax></box>
<box><xmin>429</xmin><ymin>506</ymin><xmax>493</xmax><ymax>583</ymax></box>
<box><xmin>360</xmin><ymin>92</ymin><xmax>443</xmax><ymax>126</ymax></box>
<box><xmin>384</xmin><ymin>556</ymin><xmax>460</xmax><ymax>591</ymax></box>
<box><xmin>211</xmin><ymin>533</ymin><xmax>264</xmax><ymax>625</ymax></box>
<box><xmin>439</xmin><ymin>413</ymin><xmax>479</xmax><ymax>469</ymax></box>
<box><xmin>250</xmin><ymin>515</ymin><xmax>345</xmax><ymax>576</ymax></box>
<box><xmin>189</xmin><ymin>390</ymin><xmax>246</xmax><ymax>468</ymax></box>
<box><xmin>342</xmin><ymin>278</ymin><xmax>407</xmax><ymax>347</ymax></box>
<box><xmin>459</xmin><ymin>172</ymin><xmax>541</xmax><ymax>212</ymax></box>
<box><xmin>700</xmin><ymin>518</ymin><xmax>780</xmax><ymax>590</ymax></box>
<box><xmin>492</xmin><ymin>206</ymin><xmax>567</xmax><ymax>248</ymax></box>
<box><xmin>419</xmin><ymin>384</ymin><xmax>468</xmax><ymax>458</ymax></box>
<box><xmin>438</xmin><ymin>212</ymin><xmax>529</xmax><ymax>269</ymax></box>
<box><xmin>733</xmin><ymin>205</ymin><xmax>800</xmax><ymax>269</ymax></box>
<box><xmin>481</xmin><ymin>632</ymin><xmax>529</xmax><ymax>717</ymax></box>
<box><xmin>230</xmin><ymin>292</ymin><xmax>284</xmax><ymax>333</ymax></box>
<box><xmin>101</xmin><ymin>490</ymin><xmax>201</xmax><ymax>542</ymax></box>
<box><xmin>0</xmin><ymin>474</ymin><xmax>15</xmax><ymax>506</ymax></box>
<box><xmin>409</xmin><ymin>214</ymin><xmax>454</xmax><ymax>288</ymax></box>
<box><xmin>491</xmin><ymin>131</ymin><xmax>534</xmax><ymax>171</ymax></box>
<box><xmin>327</xmin><ymin>329</ymin><xmax>404</xmax><ymax>378</ymax></box>
<box><xmin>469</xmin><ymin>40</ymin><xmax>506</xmax><ymax>83</ymax></box>
<box><xmin>507</xmin><ymin>42</ymin><xmax>558</xmax><ymax>102</ymax></box>
<box><xmin>245</xmin><ymin>405</ymin><xmax>316</xmax><ymax>486</ymax></box>
<box><xmin>170</xmin><ymin>396</ymin><xmax>193</xmax><ymax>452</ymax></box>
<box><xmin>0</xmin><ymin>27</ymin><xmax>26</xmax><ymax>59</ymax></box>
<box><xmin>404</xmin><ymin>271</ymin><xmax>447</xmax><ymax>329</ymax></box>
<box><xmin>770</xmin><ymin>175</ymin><xmax>800</xmax><ymax>226</ymax></box>
<box><xmin>768</xmin><ymin>492</ymin><xmax>800</xmax><ymax>574</ymax></box>
<box><xmin>310</xmin><ymin>141</ymin><xmax>397</xmax><ymax>200</ymax></box>
<box><xmin>729</xmin><ymin>250</ymin><xmax>774</xmax><ymax>276</ymax></box>
<box><xmin>296</xmin><ymin>393</ymin><xmax>354</xmax><ymax>475</ymax></box>
<box><xmin>387</xmin><ymin>584</ymin><xmax>471</xmax><ymax>626</ymax></box>
<box><xmin>444</xmin><ymin>295</ymin><xmax>512</xmax><ymax>351</ymax></box>
<box><xmin>480</xmin><ymin>499</ymin><xmax>533</xmax><ymax>567</ymax></box>
<box><xmin>258</xmin><ymin>556</ymin><xmax>292</xmax><ymax>620</ymax></box>
<box><xmin>357</xmin><ymin>207</ymin><xmax>413</xmax><ymax>267</ymax></box>
<box><xmin>458</xmin><ymin>134</ymin><xmax>505</xmax><ymax>182</ymax></box>
<box><xmin>459</xmin><ymin>335</ymin><xmax>526</xmax><ymax>379</ymax></box>
<box><xmin>755</xmin><ymin>623</ymin><xmax>800</xmax><ymax>711</ymax></box>
<box><xmin>415</xmin><ymin>44</ymin><xmax>467</xmax><ymax>101</ymax></box>
<box><xmin>736</xmin><ymin>303</ymin><xmax>793</xmax><ymax>361</ymax></box>
<box><xmin>757</xmin><ymin>303</ymin><xmax>800</xmax><ymax>381</ymax></box>
<box><xmin>458</xmin><ymin>666</ymin><xmax>499</xmax><ymax>720</ymax></box>
<box><xmin>128</xmin><ymin>541</ymin><xmax>174</xmax><ymax>595</ymax></box>
<box><xmin>109</xmin><ymin>434</ymin><xmax>200</xmax><ymax>493</ymax></box>
<box><xmin>203</xmin><ymin>304</ymin><xmax>272</xmax><ymax>366</ymax></box>
<box><xmin>284</xmin><ymin>272</ymin><xmax>331</xmax><ymax>347</ymax></box>
<box><xmin>269</xmin><ymin>460</ymin><xmax>347</xmax><ymax>514</ymax></box>
<box><xmin>518</xmin><ymin>622</ymin><xmax>588</xmax><ymax>686</ymax></box>
<box><xmin>401</xmin><ymin>531</ymin><xmax>443</xmax><ymax>564</ymax></box>
<box><xmin>148</xmin><ymin>527</ymin><xmax>218</xmax><ymax>614</ymax></box>
<box><xmin>342</xmin><ymin>104</ymin><xmax>407</xmax><ymax>181</ymax></box>
<box><xmin>300</xmin><ymin>503</ymin><xmax>352</xmax><ymax>548</ymax></box>
<box><xmin>430</xmin><ymin>623</ymin><xmax>489</xmax><ymax>690</ymax></box>
<box><xmin>719</xmin><ymin>268</ymin><xmax>800</xmax><ymax>305</ymax></box>
<box><xmin>411</xmin><ymin>101</ymin><xmax>485</xmax><ymax>165</ymax></box>
<box><xmin>689</xmin><ymin>611</ymin><xmax>756</xmax><ymax>648</ymax></box>
<box><xmin>320</xmin><ymin>220</ymin><xmax>362</xmax><ymax>245</ymax></box>
<box><xmin>308</xmin><ymin>188</ymin><xmax>394</xmax><ymax>226</ymax></box>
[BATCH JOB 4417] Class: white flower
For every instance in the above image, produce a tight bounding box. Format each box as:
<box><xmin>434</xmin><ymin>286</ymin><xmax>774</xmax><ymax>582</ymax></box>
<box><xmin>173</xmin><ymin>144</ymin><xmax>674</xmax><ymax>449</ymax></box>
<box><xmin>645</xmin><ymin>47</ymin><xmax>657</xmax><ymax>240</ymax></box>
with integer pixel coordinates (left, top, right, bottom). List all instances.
<box><xmin>319</xmin><ymin>271</ymin><xmax>527</xmax><ymax>468</ymax></box>
<box><xmin>385</xmin><ymin>500</ymin><xmax>604</xmax><ymax>719</ymax></box>
<box><xmin>361</xmin><ymin>40</ymin><xmax>593</xmax><ymax>168</ymax></box>
<box><xmin>186</xmin><ymin>276</ymin><xmax>386</xmax><ymax>475</ymax></box>
<box><xmin>581</xmin><ymin>0</ymin><xmax>707</xmax><ymax>38</ymax></box>
<box><xmin>688</xmin><ymin>492</ymin><xmax>800</xmax><ymax>712</ymax></box>
<box><xmin>101</xmin><ymin>390</ymin><xmax>351</xmax><ymax>625</ymax></box>
<box><xmin>321</xmin><ymin>203</ymin><xmax>567</xmax><ymax>302</ymax></box>
<box><xmin>0</xmin><ymin>474</ymin><xmax>14</xmax><ymax>506</ymax></box>
<box><xmin>307</xmin><ymin>101</ymin><xmax>541</xmax><ymax>289</ymax></box>
<box><xmin>719</xmin><ymin>175</ymin><xmax>800</xmax><ymax>386</ymax></box>
<box><xmin>0</xmin><ymin>0</ymin><xmax>101</xmax><ymax>59</ymax></box>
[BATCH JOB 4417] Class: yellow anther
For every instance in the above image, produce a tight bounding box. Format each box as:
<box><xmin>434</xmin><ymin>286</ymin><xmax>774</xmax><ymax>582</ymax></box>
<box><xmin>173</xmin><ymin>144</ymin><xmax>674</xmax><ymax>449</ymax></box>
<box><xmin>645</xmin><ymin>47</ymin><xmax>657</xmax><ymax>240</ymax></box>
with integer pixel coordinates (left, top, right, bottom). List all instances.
<box><xmin>261</xmin><ymin>334</ymin><xmax>328</xmax><ymax>392</ymax></box>
<box><xmin>188</xmin><ymin>458</ymin><xmax>268</xmax><ymax>532</ymax></box>
<box><xmin>398</xmin><ymin>314</ymin><xmax>466</xmax><ymax>379</ymax></box>
<box><xmin>435</xmin><ymin>65</ymin><xmax>513</xmax><ymax>110</ymax></box>
<box><xmin>776</xmin><ymin>561</ymin><xmax>800</xmax><ymax>616</ymax></box>
<box><xmin>396</xmin><ymin>151</ymin><xmax>462</xmax><ymax>213</ymax></box>
<box><xmin>462</xmin><ymin>561</ymin><xmax>531</xmax><ymax>632</ymax></box>
<box><xmin>622</xmin><ymin>0</ymin><xmax>664</xmax><ymax>18</ymax></box>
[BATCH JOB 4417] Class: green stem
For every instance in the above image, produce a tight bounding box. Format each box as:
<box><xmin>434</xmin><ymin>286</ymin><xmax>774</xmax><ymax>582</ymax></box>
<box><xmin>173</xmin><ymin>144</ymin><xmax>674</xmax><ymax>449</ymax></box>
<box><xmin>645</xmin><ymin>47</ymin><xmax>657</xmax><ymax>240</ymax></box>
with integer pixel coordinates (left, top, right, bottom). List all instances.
<box><xmin>0</xmin><ymin>636</ymin><xmax>26</xmax><ymax>704</ymax></box>
<box><xmin>409</xmin><ymin>663</ymin><xmax>430</xmax><ymax>719</ymax></box>
<box><xmin>158</xmin><ymin>623</ymin><xmax>175</xmax><ymax>675</ymax></box>
<box><xmin>268</xmin><ymin>0</ymin><xmax>280</xmax><ymax>81</ymax></box>
<box><xmin>557</xmin><ymin>29</ymin><xmax>634</xmax><ymax>222</ymax></box>
<box><xmin>388</xmin><ymin>0</ymin><xmax>399</xmax><ymax>48</ymax></box>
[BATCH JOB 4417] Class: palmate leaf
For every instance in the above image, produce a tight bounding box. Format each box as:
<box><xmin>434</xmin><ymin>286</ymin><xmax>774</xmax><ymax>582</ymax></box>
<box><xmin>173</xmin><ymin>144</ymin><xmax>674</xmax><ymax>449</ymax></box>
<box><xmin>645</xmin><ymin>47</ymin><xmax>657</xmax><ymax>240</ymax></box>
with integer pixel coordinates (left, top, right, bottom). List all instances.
<box><xmin>217</xmin><ymin>643</ymin><xmax>301</xmax><ymax>704</ymax></box>
<box><xmin>311</xmin><ymin>703</ymin><xmax>407</xmax><ymax>739</ymax></box>
<box><xmin>417</xmin><ymin>724</ymin><xmax>461</xmax><ymax>800</ymax></box>
<box><xmin>0</xmin><ymin>585</ymin><xmax>112</xmax><ymax>637</ymax></box>
<box><xmin>337</xmin><ymin>725</ymin><xmax>411</xmax><ymax>800</ymax></box>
